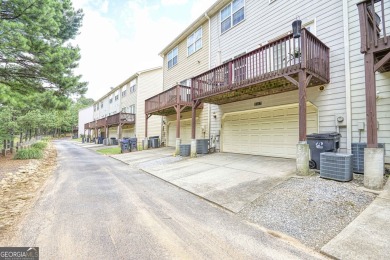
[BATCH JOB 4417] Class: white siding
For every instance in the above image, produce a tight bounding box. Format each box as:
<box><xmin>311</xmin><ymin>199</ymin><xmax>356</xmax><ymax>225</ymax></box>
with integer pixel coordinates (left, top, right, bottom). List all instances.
<box><xmin>348</xmin><ymin>0</ymin><xmax>390</xmax><ymax>162</ymax></box>
<box><xmin>78</xmin><ymin>106</ymin><xmax>94</xmax><ymax>138</ymax></box>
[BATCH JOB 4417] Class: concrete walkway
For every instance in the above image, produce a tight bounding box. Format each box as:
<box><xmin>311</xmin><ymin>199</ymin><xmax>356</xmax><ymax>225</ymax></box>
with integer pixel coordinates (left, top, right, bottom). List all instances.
<box><xmin>112</xmin><ymin>149</ymin><xmax>296</xmax><ymax>213</ymax></box>
<box><xmin>321</xmin><ymin>180</ymin><xmax>390</xmax><ymax>260</ymax></box>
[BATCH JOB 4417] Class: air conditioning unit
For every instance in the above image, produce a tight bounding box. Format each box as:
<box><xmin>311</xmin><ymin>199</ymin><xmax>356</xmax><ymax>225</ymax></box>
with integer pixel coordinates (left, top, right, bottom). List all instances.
<box><xmin>351</xmin><ymin>143</ymin><xmax>385</xmax><ymax>174</ymax></box>
<box><xmin>320</xmin><ymin>153</ymin><xmax>353</xmax><ymax>182</ymax></box>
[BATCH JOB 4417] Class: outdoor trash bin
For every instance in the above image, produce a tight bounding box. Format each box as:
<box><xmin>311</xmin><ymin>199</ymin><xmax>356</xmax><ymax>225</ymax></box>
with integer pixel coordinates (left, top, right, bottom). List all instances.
<box><xmin>110</xmin><ymin>137</ymin><xmax>118</xmax><ymax>145</ymax></box>
<box><xmin>120</xmin><ymin>139</ymin><xmax>130</xmax><ymax>153</ymax></box>
<box><xmin>307</xmin><ymin>132</ymin><xmax>341</xmax><ymax>170</ymax></box>
<box><xmin>129</xmin><ymin>138</ymin><xmax>137</xmax><ymax>152</ymax></box>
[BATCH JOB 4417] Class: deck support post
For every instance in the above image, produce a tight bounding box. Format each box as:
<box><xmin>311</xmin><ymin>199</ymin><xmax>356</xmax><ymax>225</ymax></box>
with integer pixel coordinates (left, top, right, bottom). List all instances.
<box><xmin>363</xmin><ymin>52</ymin><xmax>384</xmax><ymax>189</ymax></box>
<box><xmin>296</xmin><ymin>69</ymin><xmax>310</xmax><ymax>176</ymax></box>
<box><xmin>364</xmin><ymin>53</ymin><xmax>378</xmax><ymax>148</ymax></box>
<box><xmin>174</xmin><ymin>104</ymin><xmax>181</xmax><ymax>156</ymax></box>
<box><xmin>190</xmin><ymin>100</ymin><xmax>202</xmax><ymax>158</ymax></box>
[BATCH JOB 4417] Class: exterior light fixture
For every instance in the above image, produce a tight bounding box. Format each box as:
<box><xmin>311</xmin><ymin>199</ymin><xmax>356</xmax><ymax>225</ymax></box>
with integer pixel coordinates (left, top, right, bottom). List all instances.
<box><xmin>292</xmin><ymin>19</ymin><xmax>302</xmax><ymax>38</ymax></box>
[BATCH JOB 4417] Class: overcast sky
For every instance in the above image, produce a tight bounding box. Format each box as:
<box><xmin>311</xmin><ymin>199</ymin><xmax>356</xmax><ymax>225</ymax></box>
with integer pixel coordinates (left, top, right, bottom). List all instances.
<box><xmin>71</xmin><ymin>0</ymin><xmax>215</xmax><ymax>101</ymax></box>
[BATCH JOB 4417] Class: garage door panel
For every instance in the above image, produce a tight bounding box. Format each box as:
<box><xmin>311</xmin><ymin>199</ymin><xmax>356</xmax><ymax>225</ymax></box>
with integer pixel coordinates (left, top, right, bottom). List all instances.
<box><xmin>222</xmin><ymin>103</ymin><xmax>318</xmax><ymax>158</ymax></box>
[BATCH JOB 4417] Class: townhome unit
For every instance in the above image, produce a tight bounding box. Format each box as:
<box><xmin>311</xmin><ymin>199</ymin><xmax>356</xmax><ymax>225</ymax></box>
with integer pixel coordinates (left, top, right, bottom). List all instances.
<box><xmin>145</xmin><ymin>14</ymin><xmax>215</xmax><ymax>153</ymax></box>
<box><xmin>85</xmin><ymin>67</ymin><xmax>163</xmax><ymax>147</ymax></box>
<box><xmin>146</xmin><ymin>0</ymin><xmax>389</xmax><ymax>171</ymax></box>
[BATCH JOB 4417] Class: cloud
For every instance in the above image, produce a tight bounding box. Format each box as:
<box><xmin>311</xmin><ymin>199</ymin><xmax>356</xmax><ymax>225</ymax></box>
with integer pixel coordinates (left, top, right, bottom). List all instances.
<box><xmin>190</xmin><ymin>0</ymin><xmax>216</xmax><ymax>20</ymax></box>
<box><xmin>72</xmin><ymin>0</ymin><xmax>189</xmax><ymax>100</ymax></box>
<box><xmin>161</xmin><ymin>0</ymin><xmax>188</xmax><ymax>6</ymax></box>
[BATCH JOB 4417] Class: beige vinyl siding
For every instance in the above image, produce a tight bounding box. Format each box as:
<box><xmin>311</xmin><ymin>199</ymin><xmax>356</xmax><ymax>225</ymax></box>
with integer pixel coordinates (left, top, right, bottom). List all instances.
<box><xmin>163</xmin><ymin>21</ymin><xmax>210</xmax><ymax>89</ymax></box>
<box><xmin>209</xmin><ymin>0</ymin><xmax>348</xmax><ymax>152</ymax></box>
<box><xmin>136</xmin><ymin>68</ymin><xmax>163</xmax><ymax>144</ymax></box>
<box><xmin>165</xmin><ymin>109</ymin><xmax>207</xmax><ymax>146</ymax></box>
<box><xmin>348</xmin><ymin>0</ymin><xmax>390</xmax><ymax>162</ymax></box>
<box><xmin>122</xmin><ymin>125</ymin><xmax>135</xmax><ymax>138</ymax></box>
<box><xmin>120</xmin><ymin>79</ymin><xmax>137</xmax><ymax>113</ymax></box>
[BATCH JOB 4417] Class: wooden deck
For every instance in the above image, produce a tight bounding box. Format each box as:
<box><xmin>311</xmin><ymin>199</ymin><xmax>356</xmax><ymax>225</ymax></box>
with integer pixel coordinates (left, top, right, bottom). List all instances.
<box><xmin>191</xmin><ymin>29</ymin><xmax>329</xmax><ymax>105</ymax></box>
<box><xmin>145</xmin><ymin>85</ymin><xmax>193</xmax><ymax>116</ymax></box>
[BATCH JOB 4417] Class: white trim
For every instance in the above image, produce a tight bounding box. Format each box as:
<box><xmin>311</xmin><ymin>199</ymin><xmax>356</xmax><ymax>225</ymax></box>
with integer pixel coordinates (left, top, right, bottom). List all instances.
<box><xmin>187</xmin><ymin>27</ymin><xmax>203</xmax><ymax>57</ymax></box>
<box><xmin>220</xmin><ymin>0</ymin><xmax>245</xmax><ymax>35</ymax></box>
<box><xmin>167</xmin><ymin>46</ymin><xmax>179</xmax><ymax>69</ymax></box>
<box><xmin>343</xmin><ymin>0</ymin><xmax>352</xmax><ymax>153</ymax></box>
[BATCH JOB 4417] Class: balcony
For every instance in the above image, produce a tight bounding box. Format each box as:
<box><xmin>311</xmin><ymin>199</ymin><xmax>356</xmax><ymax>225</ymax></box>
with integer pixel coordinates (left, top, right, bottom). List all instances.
<box><xmin>145</xmin><ymin>85</ymin><xmax>193</xmax><ymax>116</ymax></box>
<box><xmin>106</xmin><ymin>113</ymin><xmax>135</xmax><ymax>126</ymax></box>
<box><xmin>192</xmin><ymin>29</ymin><xmax>330</xmax><ymax>105</ymax></box>
<box><xmin>358</xmin><ymin>0</ymin><xmax>390</xmax><ymax>72</ymax></box>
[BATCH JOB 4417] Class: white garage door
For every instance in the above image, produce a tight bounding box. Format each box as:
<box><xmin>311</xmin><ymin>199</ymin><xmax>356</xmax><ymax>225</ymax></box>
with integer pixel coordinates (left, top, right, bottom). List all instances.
<box><xmin>222</xmin><ymin>103</ymin><xmax>318</xmax><ymax>158</ymax></box>
<box><xmin>168</xmin><ymin>119</ymin><xmax>201</xmax><ymax>146</ymax></box>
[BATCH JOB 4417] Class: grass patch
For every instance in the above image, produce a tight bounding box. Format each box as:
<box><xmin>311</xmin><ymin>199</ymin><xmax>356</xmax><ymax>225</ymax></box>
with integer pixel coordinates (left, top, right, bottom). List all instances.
<box><xmin>96</xmin><ymin>147</ymin><xmax>121</xmax><ymax>155</ymax></box>
<box><xmin>31</xmin><ymin>141</ymin><xmax>47</xmax><ymax>150</ymax></box>
<box><xmin>14</xmin><ymin>148</ymin><xmax>43</xmax><ymax>160</ymax></box>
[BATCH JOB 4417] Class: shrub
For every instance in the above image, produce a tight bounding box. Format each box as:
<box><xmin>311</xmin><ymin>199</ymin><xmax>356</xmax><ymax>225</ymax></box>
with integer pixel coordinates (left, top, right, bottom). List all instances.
<box><xmin>14</xmin><ymin>148</ymin><xmax>43</xmax><ymax>160</ymax></box>
<box><xmin>31</xmin><ymin>142</ymin><xmax>47</xmax><ymax>150</ymax></box>
<box><xmin>41</xmin><ymin>137</ymin><xmax>51</xmax><ymax>142</ymax></box>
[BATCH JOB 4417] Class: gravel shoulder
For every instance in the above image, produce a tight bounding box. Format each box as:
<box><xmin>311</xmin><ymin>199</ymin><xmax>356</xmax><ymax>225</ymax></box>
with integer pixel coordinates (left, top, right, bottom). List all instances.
<box><xmin>238</xmin><ymin>173</ymin><xmax>383</xmax><ymax>250</ymax></box>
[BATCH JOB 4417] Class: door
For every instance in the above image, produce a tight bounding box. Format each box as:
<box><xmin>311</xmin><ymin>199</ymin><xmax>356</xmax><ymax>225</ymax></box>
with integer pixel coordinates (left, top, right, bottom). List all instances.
<box><xmin>222</xmin><ymin>103</ymin><xmax>318</xmax><ymax>158</ymax></box>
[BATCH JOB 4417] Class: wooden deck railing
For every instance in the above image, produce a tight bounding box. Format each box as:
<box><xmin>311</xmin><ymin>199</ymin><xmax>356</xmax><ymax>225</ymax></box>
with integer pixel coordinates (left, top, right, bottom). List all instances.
<box><xmin>106</xmin><ymin>113</ymin><xmax>135</xmax><ymax>126</ymax></box>
<box><xmin>96</xmin><ymin>118</ymin><xmax>106</xmax><ymax>128</ymax></box>
<box><xmin>358</xmin><ymin>0</ymin><xmax>388</xmax><ymax>53</ymax></box>
<box><xmin>145</xmin><ymin>85</ymin><xmax>192</xmax><ymax>114</ymax></box>
<box><xmin>192</xmin><ymin>29</ymin><xmax>329</xmax><ymax>100</ymax></box>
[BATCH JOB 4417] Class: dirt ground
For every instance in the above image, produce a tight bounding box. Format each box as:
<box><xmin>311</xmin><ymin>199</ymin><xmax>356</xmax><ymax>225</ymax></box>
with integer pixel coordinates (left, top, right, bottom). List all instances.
<box><xmin>0</xmin><ymin>142</ymin><xmax>57</xmax><ymax>242</ymax></box>
<box><xmin>0</xmin><ymin>153</ymin><xmax>33</xmax><ymax>180</ymax></box>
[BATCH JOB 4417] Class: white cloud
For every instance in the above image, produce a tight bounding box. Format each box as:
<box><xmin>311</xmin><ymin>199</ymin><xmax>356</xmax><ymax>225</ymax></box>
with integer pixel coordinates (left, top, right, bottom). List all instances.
<box><xmin>161</xmin><ymin>0</ymin><xmax>188</xmax><ymax>6</ymax></box>
<box><xmin>72</xmin><ymin>0</ymin><xmax>188</xmax><ymax>100</ymax></box>
<box><xmin>190</xmin><ymin>0</ymin><xmax>216</xmax><ymax>20</ymax></box>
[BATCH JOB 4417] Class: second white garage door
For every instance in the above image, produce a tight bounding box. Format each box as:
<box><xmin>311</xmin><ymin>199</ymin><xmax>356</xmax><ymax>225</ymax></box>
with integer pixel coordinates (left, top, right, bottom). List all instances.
<box><xmin>222</xmin><ymin>103</ymin><xmax>318</xmax><ymax>158</ymax></box>
<box><xmin>168</xmin><ymin>119</ymin><xmax>202</xmax><ymax>147</ymax></box>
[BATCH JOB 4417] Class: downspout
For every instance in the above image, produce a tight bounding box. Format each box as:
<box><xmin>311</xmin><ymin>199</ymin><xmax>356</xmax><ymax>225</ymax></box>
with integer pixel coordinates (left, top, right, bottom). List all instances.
<box><xmin>343</xmin><ymin>0</ymin><xmax>352</xmax><ymax>153</ymax></box>
<box><xmin>205</xmin><ymin>12</ymin><xmax>212</xmax><ymax>141</ymax></box>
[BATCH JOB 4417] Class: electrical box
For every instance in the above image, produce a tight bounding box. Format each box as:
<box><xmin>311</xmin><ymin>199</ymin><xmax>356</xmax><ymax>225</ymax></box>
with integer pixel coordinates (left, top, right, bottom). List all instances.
<box><xmin>357</xmin><ymin>122</ymin><xmax>365</xmax><ymax>131</ymax></box>
<box><xmin>335</xmin><ymin>114</ymin><xmax>346</xmax><ymax>127</ymax></box>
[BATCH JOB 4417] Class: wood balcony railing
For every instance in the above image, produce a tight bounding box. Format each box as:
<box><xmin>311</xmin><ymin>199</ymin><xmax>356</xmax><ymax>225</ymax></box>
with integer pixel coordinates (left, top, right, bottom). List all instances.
<box><xmin>106</xmin><ymin>113</ymin><xmax>135</xmax><ymax>126</ymax></box>
<box><xmin>96</xmin><ymin>118</ymin><xmax>106</xmax><ymax>128</ymax></box>
<box><xmin>358</xmin><ymin>0</ymin><xmax>388</xmax><ymax>53</ymax></box>
<box><xmin>192</xmin><ymin>29</ymin><xmax>329</xmax><ymax>104</ymax></box>
<box><xmin>145</xmin><ymin>85</ymin><xmax>192</xmax><ymax>115</ymax></box>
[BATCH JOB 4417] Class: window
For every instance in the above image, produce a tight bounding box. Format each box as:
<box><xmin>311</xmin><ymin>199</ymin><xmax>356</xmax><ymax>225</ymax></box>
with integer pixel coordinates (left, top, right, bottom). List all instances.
<box><xmin>128</xmin><ymin>105</ymin><xmax>135</xmax><ymax>114</ymax></box>
<box><xmin>130</xmin><ymin>79</ymin><xmax>136</xmax><ymax>93</ymax></box>
<box><xmin>220</xmin><ymin>0</ymin><xmax>245</xmax><ymax>34</ymax></box>
<box><xmin>100</xmin><ymin>102</ymin><xmax>103</xmax><ymax>108</ymax></box>
<box><xmin>187</xmin><ymin>27</ymin><xmax>202</xmax><ymax>56</ymax></box>
<box><xmin>121</xmin><ymin>86</ymin><xmax>126</xmax><ymax>97</ymax></box>
<box><xmin>109</xmin><ymin>95</ymin><xmax>113</xmax><ymax>103</ymax></box>
<box><xmin>115</xmin><ymin>90</ymin><xmax>119</xmax><ymax>101</ymax></box>
<box><xmin>167</xmin><ymin>47</ymin><xmax>178</xmax><ymax>69</ymax></box>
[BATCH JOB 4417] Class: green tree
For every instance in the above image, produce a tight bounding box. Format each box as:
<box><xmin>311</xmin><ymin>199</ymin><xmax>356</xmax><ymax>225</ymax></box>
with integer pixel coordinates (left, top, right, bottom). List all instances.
<box><xmin>0</xmin><ymin>0</ymin><xmax>86</xmax><ymax>101</ymax></box>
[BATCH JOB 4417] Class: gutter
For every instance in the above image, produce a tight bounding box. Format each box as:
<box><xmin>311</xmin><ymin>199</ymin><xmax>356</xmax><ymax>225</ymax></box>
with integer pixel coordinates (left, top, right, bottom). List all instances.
<box><xmin>343</xmin><ymin>0</ymin><xmax>352</xmax><ymax>153</ymax></box>
<box><xmin>205</xmin><ymin>12</ymin><xmax>212</xmax><ymax>140</ymax></box>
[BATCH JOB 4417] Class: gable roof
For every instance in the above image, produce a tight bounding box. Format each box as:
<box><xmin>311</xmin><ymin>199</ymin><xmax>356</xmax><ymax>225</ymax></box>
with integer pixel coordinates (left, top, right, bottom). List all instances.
<box><xmin>159</xmin><ymin>0</ymin><xmax>230</xmax><ymax>56</ymax></box>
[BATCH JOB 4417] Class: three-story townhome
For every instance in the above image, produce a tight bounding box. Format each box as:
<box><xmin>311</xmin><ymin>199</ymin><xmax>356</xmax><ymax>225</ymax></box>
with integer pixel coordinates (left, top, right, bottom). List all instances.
<box><xmin>86</xmin><ymin>67</ymin><xmax>163</xmax><ymax>148</ymax></box>
<box><xmin>145</xmin><ymin>14</ymin><xmax>216</xmax><ymax>155</ymax></box>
